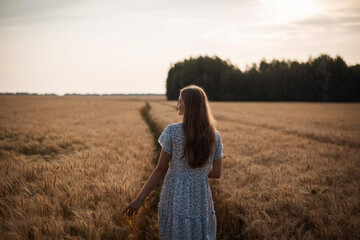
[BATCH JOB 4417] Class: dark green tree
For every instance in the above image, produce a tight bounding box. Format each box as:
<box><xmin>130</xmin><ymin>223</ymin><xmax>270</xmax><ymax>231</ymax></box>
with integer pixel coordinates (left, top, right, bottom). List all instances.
<box><xmin>165</xmin><ymin>54</ymin><xmax>360</xmax><ymax>102</ymax></box>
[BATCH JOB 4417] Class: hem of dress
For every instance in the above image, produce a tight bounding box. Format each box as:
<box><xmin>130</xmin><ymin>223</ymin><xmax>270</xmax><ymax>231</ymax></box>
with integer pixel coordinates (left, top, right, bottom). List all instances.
<box><xmin>158</xmin><ymin>211</ymin><xmax>216</xmax><ymax>219</ymax></box>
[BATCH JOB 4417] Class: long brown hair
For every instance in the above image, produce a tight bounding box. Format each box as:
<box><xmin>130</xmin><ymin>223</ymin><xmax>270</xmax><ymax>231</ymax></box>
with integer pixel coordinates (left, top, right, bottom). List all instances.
<box><xmin>180</xmin><ymin>85</ymin><xmax>216</xmax><ymax>168</ymax></box>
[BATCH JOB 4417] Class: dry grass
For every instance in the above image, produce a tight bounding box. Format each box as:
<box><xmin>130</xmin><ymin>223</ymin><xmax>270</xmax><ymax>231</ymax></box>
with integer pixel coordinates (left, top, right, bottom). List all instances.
<box><xmin>0</xmin><ymin>96</ymin><xmax>157</xmax><ymax>239</ymax></box>
<box><xmin>150</xmin><ymin>100</ymin><xmax>360</xmax><ymax>239</ymax></box>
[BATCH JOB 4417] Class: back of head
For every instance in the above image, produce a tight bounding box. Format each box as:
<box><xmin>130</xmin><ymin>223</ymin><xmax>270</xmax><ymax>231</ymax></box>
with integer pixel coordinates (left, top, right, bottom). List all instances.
<box><xmin>180</xmin><ymin>85</ymin><xmax>216</xmax><ymax>168</ymax></box>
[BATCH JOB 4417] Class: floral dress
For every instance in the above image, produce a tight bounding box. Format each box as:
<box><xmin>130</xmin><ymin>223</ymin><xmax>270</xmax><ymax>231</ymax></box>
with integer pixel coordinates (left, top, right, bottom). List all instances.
<box><xmin>158</xmin><ymin>122</ymin><xmax>223</xmax><ymax>240</ymax></box>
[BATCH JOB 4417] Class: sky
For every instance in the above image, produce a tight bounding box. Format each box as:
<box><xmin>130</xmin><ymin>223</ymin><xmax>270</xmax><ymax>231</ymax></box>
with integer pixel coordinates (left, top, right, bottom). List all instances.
<box><xmin>0</xmin><ymin>0</ymin><xmax>359</xmax><ymax>95</ymax></box>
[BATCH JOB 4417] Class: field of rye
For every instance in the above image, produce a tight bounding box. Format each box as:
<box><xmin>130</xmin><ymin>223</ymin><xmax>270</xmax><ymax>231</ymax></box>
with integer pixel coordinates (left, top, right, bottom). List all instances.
<box><xmin>1</xmin><ymin>95</ymin><xmax>359</xmax><ymax>239</ymax></box>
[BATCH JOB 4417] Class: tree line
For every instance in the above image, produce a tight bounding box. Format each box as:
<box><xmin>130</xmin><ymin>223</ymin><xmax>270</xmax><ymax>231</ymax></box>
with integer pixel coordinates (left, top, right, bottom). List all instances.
<box><xmin>165</xmin><ymin>54</ymin><xmax>360</xmax><ymax>102</ymax></box>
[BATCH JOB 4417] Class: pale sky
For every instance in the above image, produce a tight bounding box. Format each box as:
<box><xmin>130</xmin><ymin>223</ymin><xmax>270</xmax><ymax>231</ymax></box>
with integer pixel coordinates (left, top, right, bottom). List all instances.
<box><xmin>0</xmin><ymin>0</ymin><xmax>359</xmax><ymax>95</ymax></box>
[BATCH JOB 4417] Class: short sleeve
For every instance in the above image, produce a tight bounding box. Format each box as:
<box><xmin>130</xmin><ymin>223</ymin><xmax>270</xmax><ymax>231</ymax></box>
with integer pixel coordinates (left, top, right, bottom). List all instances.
<box><xmin>158</xmin><ymin>125</ymin><xmax>173</xmax><ymax>155</ymax></box>
<box><xmin>214</xmin><ymin>131</ymin><xmax>223</xmax><ymax>161</ymax></box>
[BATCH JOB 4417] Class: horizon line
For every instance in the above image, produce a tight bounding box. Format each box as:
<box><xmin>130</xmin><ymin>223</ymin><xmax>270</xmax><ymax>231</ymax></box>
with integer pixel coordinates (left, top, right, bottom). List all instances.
<box><xmin>0</xmin><ymin>92</ymin><xmax>166</xmax><ymax>96</ymax></box>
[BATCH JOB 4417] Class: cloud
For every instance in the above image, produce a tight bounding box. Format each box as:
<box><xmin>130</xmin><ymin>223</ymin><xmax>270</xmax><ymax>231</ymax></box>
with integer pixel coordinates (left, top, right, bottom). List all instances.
<box><xmin>0</xmin><ymin>0</ymin><xmax>84</xmax><ymax>18</ymax></box>
<box><xmin>0</xmin><ymin>0</ymin><xmax>87</xmax><ymax>28</ymax></box>
<box><xmin>291</xmin><ymin>1</ymin><xmax>360</xmax><ymax>33</ymax></box>
<box><xmin>294</xmin><ymin>15</ymin><xmax>360</xmax><ymax>27</ymax></box>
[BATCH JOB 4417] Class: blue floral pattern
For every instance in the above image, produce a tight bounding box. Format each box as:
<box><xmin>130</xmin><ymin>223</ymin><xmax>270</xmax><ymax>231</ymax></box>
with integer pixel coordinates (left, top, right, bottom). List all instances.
<box><xmin>158</xmin><ymin>122</ymin><xmax>223</xmax><ymax>240</ymax></box>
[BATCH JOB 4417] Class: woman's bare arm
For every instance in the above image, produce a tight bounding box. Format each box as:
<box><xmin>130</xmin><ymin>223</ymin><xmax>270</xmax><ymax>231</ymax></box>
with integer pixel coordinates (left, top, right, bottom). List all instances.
<box><xmin>123</xmin><ymin>149</ymin><xmax>171</xmax><ymax>216</ymax></box>
<box><xmin>208</xmin><ymin>157</ymin><xmax>222</xmax><ymax>179</ymax></box>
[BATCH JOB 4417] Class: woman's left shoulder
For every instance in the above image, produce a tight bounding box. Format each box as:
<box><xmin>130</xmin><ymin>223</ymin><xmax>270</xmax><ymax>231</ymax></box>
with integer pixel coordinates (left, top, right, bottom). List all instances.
<box><xmin>214</xmin><ymin>130</ymin><xmax>222</xmax><ymax>142</ymax></box>
<box><xmin>215</xmin><ymin>129</ymin><xmax>221</xmax><ymax>137</ymax></box>
<box><xmin>167</xmin><ymin>122</ymin><xmax>182</xmax><ymax>127</ymax></box>
<box><xmin>171</xmin><ymin>122</ymin><xmax>183</xmax><ymax>130</ymax></box>
<box><xmin>163</xmin><ymin>122</ymin><xmax>183</xmax><ymax>136</ymax></box>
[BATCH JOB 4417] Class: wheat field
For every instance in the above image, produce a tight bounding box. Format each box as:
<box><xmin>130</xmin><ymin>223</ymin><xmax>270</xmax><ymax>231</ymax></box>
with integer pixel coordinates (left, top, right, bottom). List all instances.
<box><xmin>0</xmin><ymin>96</ymin><xmax>160</xmax><ymax>239</ymax></box>
<box><xmin>149</xmin><ymin>101</ymin><xmax>360</xmax><ymax>239</ymax></box>
<box><xmin>1</xmin><ymin>96</ymin><xmax>360</xmax><ymax>239</ymax></box>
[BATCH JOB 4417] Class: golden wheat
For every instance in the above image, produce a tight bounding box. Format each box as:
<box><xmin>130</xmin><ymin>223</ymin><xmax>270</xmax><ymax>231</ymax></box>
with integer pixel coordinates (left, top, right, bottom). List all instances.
<box><xmin>0</xmin><ymin>96</ymin><xmax>159</xmax><ymax>239</ymax></box>
<box><xmin>1</xmin><ymin>96</ymin><xmax>359</xmax><ymax>239</ymax></box>
<box><xmin>149</xmin><ymin>100</ymin><xmax>360</xmax><ymax>239</ymax></box>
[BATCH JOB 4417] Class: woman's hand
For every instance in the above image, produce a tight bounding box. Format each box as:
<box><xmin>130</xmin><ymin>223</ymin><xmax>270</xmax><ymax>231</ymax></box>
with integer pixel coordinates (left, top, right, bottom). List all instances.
<box><xmin>122</xmin><ymin>197</ymin><xmax>143</xmax><ymax>217</ymax></box>
<box><xmin>122</xmin><ymin>150</ymin><xmax>170</xmax><ymax>217</ymax></box>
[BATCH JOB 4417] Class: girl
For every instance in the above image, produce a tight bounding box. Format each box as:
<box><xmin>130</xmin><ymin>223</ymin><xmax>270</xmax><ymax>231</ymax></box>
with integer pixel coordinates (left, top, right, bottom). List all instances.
<box><xmin>123</xmin><ymin>85</ymin><xmax>223</xmax><ymax>240</ymax></box>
